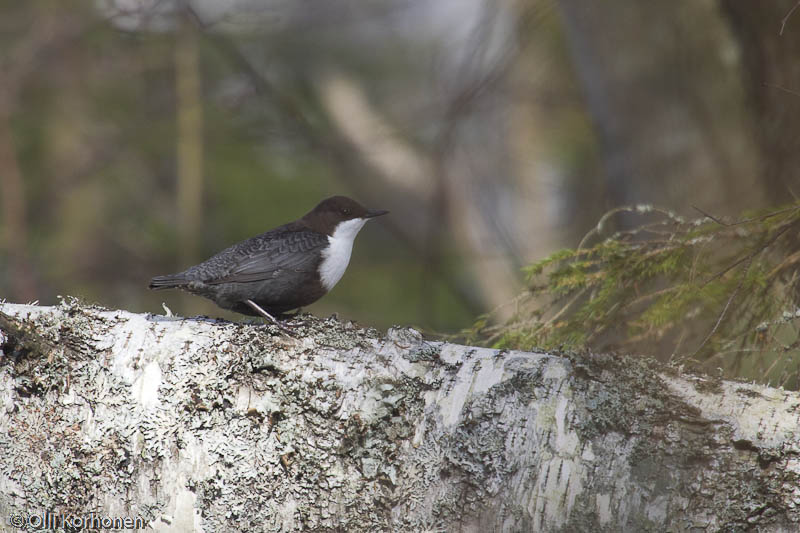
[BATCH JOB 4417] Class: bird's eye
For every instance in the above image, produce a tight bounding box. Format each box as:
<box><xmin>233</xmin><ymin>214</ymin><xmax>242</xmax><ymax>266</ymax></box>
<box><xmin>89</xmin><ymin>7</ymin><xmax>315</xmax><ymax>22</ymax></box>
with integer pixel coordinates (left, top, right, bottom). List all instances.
<box><xmin>342</xmin><ymin>208</ymin><xmax>350</xmax><ymax>215</ymax></box>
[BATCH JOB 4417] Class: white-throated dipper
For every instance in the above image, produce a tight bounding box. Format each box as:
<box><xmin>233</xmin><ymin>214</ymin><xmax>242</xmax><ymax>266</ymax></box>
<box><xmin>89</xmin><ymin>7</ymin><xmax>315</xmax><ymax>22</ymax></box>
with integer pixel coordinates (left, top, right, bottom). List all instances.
<box><xmin>149</xmin><ymin>196</ymin><xmax>388</xmax><ymax>324</ymax></box>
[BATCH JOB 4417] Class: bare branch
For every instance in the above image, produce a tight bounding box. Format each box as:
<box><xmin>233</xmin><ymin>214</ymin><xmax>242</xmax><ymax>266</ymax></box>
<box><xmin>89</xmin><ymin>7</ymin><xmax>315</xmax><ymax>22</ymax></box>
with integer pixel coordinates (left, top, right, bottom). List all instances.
<box><xmin>780</xmin><ymin>0</ymin><xmax>800</xmax><ymax>35</ymax></box>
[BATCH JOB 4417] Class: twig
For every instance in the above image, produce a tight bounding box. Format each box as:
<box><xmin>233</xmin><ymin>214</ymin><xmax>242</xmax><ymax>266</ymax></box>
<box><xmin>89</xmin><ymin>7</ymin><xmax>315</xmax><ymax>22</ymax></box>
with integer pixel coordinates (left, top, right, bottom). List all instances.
<box><xmin>577</xmin><ymin>207</ymin><xmax>630</xmax><ymax>251</ymax></box>
<box><xmin>767</xmin><ymin>249</ymin><xmax>800</xmax><ymax>280</ymax></box>
<box><xmin>690</xmin><ymin>255</ymin><xmax>754</xmax><ymax>358</ymax></box>
<box><xmin>543</xmin><ymin>288</ymin><xmax>588</xmax><ymax>329</ymax></box>
<box><xmin>692</xmin><ymin>205</ymin><xmax>728</xmax><ymax>226</ymax></box>
<box><xmin>763</xmin><ymin>82</ymin><xmax>800</xmax><ymax>98</ymax></box>
<box><xmin>780</xmin><ymin>0</ymin><xmax>800</xmax><ymax>35</ymax></box>
<box><xmin>693</xmin><ymin>204</ymin><xmax>799</xmax><ymax>228</ymax></box>
<box><xmin>700</xmin><ymin>217</ymin><xmax>798</xmax><ymax>287</ymax></box>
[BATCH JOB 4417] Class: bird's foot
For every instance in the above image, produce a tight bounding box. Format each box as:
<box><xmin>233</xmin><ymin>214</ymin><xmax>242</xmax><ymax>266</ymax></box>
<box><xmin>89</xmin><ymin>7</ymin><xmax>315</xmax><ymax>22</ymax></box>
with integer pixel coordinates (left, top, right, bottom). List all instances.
<box><xmin>244</xmin><ymin>299</ymin><xmax>294</xmax><ymax>335</ymax></box>
<box><xmin>281</xmin><ymin>309</ymin><xmax>310</xmax><ymax>328</ymax></box>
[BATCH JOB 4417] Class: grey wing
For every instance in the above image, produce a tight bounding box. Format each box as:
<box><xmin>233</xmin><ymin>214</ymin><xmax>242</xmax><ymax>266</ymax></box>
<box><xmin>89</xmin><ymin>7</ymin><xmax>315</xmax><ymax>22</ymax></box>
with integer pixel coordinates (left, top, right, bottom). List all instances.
<box><xmin>205</xmin><ymin>230</ymin><xmax>328</xmax><ymax>285</ymax></box>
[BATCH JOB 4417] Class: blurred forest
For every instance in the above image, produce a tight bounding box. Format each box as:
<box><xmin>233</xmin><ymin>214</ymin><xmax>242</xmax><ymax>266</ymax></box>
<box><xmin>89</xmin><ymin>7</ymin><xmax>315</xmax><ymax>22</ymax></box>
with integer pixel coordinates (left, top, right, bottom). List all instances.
<box><xmin>0</xmin><ymin>0</ymin><xmax>797</xmax><ymax>333</ymax></box>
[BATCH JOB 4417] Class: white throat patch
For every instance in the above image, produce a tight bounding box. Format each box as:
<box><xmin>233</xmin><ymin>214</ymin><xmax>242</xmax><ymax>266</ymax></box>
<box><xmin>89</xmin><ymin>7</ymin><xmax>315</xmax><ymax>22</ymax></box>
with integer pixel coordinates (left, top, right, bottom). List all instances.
<box><xmin>319</xmin><ymin>218</ymin><xmax>368</xmax><ymax>291</ymax></box>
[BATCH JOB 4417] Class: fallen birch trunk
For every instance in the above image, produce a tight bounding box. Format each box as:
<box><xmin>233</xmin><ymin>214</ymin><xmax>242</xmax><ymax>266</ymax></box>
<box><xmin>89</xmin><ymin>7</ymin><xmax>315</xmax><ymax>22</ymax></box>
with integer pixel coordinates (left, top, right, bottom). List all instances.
<box><xmin>1</xmin><ymin>299</ymin><xmax>799</xmax><ymax>532</ymax></box>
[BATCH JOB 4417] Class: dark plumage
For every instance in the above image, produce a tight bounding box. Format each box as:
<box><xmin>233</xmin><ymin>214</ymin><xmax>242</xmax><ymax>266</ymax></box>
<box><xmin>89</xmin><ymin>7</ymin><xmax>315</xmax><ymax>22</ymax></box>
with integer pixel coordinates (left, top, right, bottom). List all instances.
<box><xmin>149</xmin><ymin>196</ymin><xmax>388</xmax><ymax>319</ymax></box>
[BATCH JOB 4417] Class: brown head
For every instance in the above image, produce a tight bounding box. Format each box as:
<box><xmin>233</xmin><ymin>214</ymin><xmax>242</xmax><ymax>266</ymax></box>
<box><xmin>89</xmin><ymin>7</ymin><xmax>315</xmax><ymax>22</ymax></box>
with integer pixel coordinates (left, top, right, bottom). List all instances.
<box><xmin>300</xmin><ymin>196</ymin><xmax>388</xmax><ymax>236</ymax></box>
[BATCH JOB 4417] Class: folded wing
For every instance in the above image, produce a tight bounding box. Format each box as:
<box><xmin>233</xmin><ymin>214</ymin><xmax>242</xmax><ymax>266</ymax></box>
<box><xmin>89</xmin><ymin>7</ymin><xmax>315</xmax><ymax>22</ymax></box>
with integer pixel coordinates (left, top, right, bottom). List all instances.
<box><xmin>203</xmin><ymin>230</ymin><xmax>328</xmax><ymax>285</ymax></box>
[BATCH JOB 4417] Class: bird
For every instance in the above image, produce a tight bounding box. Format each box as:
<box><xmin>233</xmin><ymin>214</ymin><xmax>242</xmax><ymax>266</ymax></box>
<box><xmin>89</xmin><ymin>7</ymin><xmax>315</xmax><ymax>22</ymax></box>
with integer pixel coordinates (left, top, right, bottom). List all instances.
<box><xmin>149</xmin><ymin>195</ymin><xmax>388</xmax><ymax>325</ymax></box>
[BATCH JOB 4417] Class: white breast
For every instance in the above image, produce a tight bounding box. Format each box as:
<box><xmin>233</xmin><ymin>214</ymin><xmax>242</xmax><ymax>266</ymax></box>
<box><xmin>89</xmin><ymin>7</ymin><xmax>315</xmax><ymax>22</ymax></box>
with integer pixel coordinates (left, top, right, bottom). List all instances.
<box><xmin>318</xmin><ymin>218</ymin><xmax>368</xmax><ymax>291</ymax></box>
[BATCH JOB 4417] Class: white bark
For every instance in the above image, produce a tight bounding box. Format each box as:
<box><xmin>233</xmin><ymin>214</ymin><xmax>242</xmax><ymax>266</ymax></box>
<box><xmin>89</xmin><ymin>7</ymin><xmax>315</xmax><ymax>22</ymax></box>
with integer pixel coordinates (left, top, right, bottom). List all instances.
<box><xmin>1</xmin><ymin>299</ymin><xmax>799</xmax><ymax>532</ymax></box>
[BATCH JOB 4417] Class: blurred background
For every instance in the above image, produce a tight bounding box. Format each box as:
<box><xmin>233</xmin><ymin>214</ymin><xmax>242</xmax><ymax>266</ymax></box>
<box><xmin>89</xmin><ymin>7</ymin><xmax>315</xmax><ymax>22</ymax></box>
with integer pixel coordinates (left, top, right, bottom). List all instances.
<box><xmin>0</xmin><ymin>0</ymin><xmax>796</xmax><ymax>333</ymax></box>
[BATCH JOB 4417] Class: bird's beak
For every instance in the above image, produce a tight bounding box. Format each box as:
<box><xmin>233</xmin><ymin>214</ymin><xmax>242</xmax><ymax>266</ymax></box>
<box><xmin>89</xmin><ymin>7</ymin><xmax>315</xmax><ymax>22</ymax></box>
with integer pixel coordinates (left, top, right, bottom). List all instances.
<box><xmin>365</xmin><ymin>208</ymin><xmax>389</xmax><ymax>218</ymax></box>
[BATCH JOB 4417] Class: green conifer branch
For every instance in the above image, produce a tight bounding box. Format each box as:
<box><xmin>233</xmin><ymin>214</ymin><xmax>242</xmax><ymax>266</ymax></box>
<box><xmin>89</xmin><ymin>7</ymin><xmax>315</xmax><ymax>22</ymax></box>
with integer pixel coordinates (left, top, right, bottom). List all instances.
<box><xmin>470</xmin><ymin>203</ymin><xmax>800</xmax><ymax>388</ymax></box>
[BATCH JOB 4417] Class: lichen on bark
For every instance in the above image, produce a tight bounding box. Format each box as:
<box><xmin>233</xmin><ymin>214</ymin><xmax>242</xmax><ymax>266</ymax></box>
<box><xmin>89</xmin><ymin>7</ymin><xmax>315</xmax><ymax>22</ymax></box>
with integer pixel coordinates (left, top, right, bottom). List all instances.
<box><xmin>1</xmin><ymin>299</ymin><xmax>800</xmax><ymax>532</ymax></box>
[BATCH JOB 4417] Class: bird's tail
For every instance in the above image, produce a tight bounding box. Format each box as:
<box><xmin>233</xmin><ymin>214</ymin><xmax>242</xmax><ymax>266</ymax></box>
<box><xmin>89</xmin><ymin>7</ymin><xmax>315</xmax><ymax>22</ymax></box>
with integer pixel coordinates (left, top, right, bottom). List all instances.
<box><xmin>148</xmin><ymin>274</ymin><xmax>190</xmax><ymax>291</ymax></box>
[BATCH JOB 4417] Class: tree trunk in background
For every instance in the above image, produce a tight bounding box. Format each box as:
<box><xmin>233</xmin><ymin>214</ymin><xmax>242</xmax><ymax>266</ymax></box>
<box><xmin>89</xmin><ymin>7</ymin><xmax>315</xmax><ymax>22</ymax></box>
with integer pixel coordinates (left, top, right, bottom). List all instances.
<box><xmin>0</xmin><ymin>104</ymin><xmax>37</xmax><ymax>303</ymax></box>
<box><xmin>175</xmin><ymin>17</ymin><xmax>203</xmax><ymax>266</ymax></box>
<box><xmin>320</xmin><ymin>73</ymin><xmax>523</xmax><ymax>321</ymax></box>
<box><xmin>557</xmin><ymin>0</ymin><xmax>764</xmax><ymax>222</ymax></box>
<box><xmin>2</xmin><ymin>300</ymin><xmax>800</xmax><ymax>532</ymax></box>
<box><xmin>721</xmin><ymin>0</ymin><xmax>800</xmax><ymax>203</ymax></box>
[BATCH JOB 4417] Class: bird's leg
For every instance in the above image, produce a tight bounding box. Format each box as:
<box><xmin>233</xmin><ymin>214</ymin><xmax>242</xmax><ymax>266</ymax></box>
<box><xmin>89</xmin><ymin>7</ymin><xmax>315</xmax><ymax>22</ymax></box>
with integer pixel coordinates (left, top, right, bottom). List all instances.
<box><xmin>244</xmin><ymin>299</ymin><xmax>293</xmax><ymax>334</ymax></box>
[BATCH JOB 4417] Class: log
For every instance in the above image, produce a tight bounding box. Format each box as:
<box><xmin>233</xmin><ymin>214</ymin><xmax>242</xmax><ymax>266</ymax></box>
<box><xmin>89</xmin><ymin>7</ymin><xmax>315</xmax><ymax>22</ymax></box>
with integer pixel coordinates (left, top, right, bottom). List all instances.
<box><xmin>1</xmin><ymin>299</ymin><xmax>799</xmax><ymax>532</ymax></box>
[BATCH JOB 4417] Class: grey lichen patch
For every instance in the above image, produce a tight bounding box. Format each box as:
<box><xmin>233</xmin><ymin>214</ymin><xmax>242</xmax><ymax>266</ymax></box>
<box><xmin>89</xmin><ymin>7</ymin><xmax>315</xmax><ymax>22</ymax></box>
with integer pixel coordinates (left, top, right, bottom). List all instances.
<box><xmin>186</xmin><ymin>357</ymin><xmax>422</xmax><ymax>530</ymax></box>
<box><xmin>336</xmin><ymin>373</ymin><xmax>424</xmax><ymax>499</ymax></box>
<box><xmin>0</xmin><ymin>309</ymin><xmax>56</xmax><ymax>364</ymax></box>
<box><xmin>386</xmin><ymin>326</ymin><xmax>424</xmax><ymax>345</ymax></box>
<box><xmin>403</xmin><ymin>340</ymin><xmax>443</xmax><ymax>364</ymax></box>
<box><xmin>1</xmin><ymin>313</ymin><xmax>143</xmax><ymax>519</ymax></box>
<box><xmin>285</xmin><ymin>313</ymin><xmax>382</xmax><ymax>351</ymax></box>
<box><xmin>1</xmin><ymin>302</ymin><xmax>266</xmax><ymax>526</ymax></box>
<box><xmin>0</xmin><ymin>305</ymin><xmax>86</xmax><ymax>405</ymax></box>
<box><xmin>560</xmin><ymin>350</ymin><xmax>684</xmax><ymax>442</ymax></box>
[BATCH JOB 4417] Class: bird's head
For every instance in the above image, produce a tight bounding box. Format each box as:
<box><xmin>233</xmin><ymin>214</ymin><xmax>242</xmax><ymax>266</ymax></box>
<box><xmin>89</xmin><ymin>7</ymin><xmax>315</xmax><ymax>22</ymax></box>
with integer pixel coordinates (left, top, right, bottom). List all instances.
<box><xmin>302</xmin><ymin>196</ymin><xmax>388</xmax><ymax>236</ymax></box>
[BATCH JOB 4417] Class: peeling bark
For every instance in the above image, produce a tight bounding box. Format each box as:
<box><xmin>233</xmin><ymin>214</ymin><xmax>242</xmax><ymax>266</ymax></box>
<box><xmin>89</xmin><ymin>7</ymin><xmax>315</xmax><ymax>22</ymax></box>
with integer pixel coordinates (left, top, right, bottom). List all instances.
<box><xmin>1</xmin><ymin>299</ymin><xmax>799</xmax><ymax>532</ymax></box>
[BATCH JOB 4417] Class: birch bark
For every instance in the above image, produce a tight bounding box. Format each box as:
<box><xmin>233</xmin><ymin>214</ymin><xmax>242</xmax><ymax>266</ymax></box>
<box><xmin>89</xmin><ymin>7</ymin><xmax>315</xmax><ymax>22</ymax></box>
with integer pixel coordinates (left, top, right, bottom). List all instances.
<box><xmin>1</xmin><ymin>300</ymin><xmax>799</xmax><ymax>532</ymax></box>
